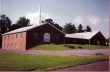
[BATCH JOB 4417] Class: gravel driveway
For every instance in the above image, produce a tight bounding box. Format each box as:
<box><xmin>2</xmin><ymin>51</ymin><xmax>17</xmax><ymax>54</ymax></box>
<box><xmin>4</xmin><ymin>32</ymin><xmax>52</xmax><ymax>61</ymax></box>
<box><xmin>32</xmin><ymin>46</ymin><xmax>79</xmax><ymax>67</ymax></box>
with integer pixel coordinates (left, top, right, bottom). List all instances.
<box><xmin>0</xmin><ymin>49</ymin><xmax>109</xmax><ymax>56</ymax></box>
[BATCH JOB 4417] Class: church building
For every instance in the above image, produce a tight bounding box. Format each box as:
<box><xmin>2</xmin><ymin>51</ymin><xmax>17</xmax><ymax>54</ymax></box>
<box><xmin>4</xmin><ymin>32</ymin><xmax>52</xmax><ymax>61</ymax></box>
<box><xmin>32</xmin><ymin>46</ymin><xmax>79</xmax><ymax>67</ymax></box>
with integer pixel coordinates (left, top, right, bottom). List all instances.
<box><xmin>2</xmin><ymin>22</ymin><xmax>65</xmax><ymax>50</ymax></box>
<box><xmin>65</xmin><ymin>31</ymin><xmax>106</xmax><ymax>45</ymax></box>
<box><xmin>1</xmin><ymin>4</ymin><xmax>106</xmax><ymax>50</ymax></box>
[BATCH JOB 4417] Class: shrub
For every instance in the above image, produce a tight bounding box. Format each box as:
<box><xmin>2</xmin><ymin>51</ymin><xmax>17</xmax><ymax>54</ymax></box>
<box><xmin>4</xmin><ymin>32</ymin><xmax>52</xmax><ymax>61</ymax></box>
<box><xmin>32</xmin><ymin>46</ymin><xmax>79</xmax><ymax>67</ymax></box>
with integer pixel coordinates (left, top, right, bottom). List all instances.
<box><xmin>95</xmin><ymin>53</ymin><xmax>104</xmax><ymax>55</ymax></box>
<box><xmin>64</xmin><ymin>45</ymin><xmax>74</xmax><ymax>49</ymax></box>
<box><xmin>78</xmin><ymin>46</ymin><xmax>83</xmax><ymax>49</ymax></box>
<box><xmin>68</xmin><ymin>46</ymin><xmax>74</xmax><ymax>49</ymax></box>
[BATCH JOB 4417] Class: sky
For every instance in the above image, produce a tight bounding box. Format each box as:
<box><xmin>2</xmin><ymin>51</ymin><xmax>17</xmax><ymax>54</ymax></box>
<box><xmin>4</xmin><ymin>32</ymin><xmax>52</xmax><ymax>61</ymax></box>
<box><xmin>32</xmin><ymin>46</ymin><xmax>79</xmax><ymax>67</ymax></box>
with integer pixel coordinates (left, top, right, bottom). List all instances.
<box><xmin>0</xmin><ymin>0</ymin><xmax>109</xmax><ymax>38</ymax></box>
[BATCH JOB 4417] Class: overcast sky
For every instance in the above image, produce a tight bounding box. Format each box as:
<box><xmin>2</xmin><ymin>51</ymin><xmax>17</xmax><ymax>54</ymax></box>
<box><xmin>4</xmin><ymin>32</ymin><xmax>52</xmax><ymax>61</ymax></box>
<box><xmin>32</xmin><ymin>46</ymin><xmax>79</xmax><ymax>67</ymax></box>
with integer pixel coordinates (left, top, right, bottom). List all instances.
<box><xmin>0</xmin><ymin>0</ymin><xmax>109</xmax><ymax>38</ymax></box>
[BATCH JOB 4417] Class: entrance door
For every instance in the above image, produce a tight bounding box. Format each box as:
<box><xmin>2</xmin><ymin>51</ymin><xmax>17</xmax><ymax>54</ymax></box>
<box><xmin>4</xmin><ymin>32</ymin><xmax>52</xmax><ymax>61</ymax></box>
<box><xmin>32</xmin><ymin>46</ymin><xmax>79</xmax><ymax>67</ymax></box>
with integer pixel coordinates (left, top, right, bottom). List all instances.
<box><xmin>44</xmin><ymin>33</ymin><xmax>50</xmax><ymax>42</ymax></box>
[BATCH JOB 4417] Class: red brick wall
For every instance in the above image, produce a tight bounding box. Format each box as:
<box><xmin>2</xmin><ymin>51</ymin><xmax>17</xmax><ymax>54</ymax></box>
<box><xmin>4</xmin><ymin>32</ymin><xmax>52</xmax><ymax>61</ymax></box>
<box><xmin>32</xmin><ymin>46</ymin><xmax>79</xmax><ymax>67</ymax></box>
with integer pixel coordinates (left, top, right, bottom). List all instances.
<box><xmin>2</xmin><ymin>32</ymin><xmax>26</xmax><ymax>50</ymax></box>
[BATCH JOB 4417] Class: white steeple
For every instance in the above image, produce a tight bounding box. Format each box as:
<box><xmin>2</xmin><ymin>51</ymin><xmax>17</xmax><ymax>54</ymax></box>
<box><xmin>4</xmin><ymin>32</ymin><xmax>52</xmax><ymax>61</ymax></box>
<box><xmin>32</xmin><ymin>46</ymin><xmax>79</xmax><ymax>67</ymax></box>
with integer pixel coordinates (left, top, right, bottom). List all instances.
<box><xmin>37</xmin><ymin>3</ymin><xmax>41</xmax><ymax>25</ymax></box>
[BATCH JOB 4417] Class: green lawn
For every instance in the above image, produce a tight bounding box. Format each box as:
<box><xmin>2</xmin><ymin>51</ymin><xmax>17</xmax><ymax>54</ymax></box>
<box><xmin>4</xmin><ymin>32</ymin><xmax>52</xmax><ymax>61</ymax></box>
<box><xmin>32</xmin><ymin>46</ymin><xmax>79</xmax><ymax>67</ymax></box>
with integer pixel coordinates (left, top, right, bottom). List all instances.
<box><xmin>64</xmin><ymin>44</ymin><xmax>108</xmax><ymax>49</ymax></box>
<box><xmin>0</xmin><ymin>53</ymin><xmax>108</xmax><ymax>71</ymax></box>
<box><xmin>31</xmin><ymin>44</ymin><xmax>71</xmax><ymax>50</ymax></box>
<box><xmin>31</xmin><ymin>44</ymin><xmax>108</xmax><ymax>50</ymax></box>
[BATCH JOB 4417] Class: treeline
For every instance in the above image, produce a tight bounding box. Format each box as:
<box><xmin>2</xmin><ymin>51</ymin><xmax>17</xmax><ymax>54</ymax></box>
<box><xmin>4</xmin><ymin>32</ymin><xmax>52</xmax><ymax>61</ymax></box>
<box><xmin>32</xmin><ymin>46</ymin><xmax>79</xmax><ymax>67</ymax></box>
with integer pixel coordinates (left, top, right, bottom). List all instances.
<box><xmin>63</xmin><ymin>23</ymin><xmax>92</xmax><ymax>34</ymax></box>
<box><xmin>0</xmin><ymin>14</ymin><xmax>91</xmax><ymax>35</ymax></box>
<box><xmin>42</xmin><ymin>19</ymin><xmax>92</xmax><ymax>33</ymax></box>
<box><xmin>0</xmin><ymin>15</ymin><xmax>30</xmax><ymax>34</ymax></box>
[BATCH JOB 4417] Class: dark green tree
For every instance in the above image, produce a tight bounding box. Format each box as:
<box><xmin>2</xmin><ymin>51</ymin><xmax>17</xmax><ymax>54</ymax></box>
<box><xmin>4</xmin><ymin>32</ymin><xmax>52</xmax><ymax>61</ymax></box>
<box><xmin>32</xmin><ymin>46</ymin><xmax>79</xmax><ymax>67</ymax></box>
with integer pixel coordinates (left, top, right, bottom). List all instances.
<box><xmin>78</xmin><ymin>24</ymin><xmax>83</xmax><ymax>33</ymax></box>
<box><xmin>16</xmin><ymin>17</ymin><xmax>30</xmax><ymax>27</ymax></box>
<box><xmin>43</xmin><ymin>18</ymin><xmax>63</xmax><ymax>31</ymax></box>
<box><xmin>54</xmin><ymin>23</ymin><xmax>63</xmax><ymax>31</ymax></box>
<box><xmin>10</xmin><ymin>24</ymin><xmax>19</xmax><ymax>31</ymax></box>
<box><xmin>0</xmin><ymin>14</ymin><xmax>11</xmax><ymax>34</ymax></box>
<box><xmin>44</xmin><ymin>19</ymin><xmax>54</xmax><ymax>24</ymax></box>
<box><xmin>63</xmin><ymin>23</ymin><xmax>76</xmax><ymax>33</ymax></box>
<box><xmin>72</xmin><ymin>24</ymin><xmax>76</xmax><ymax>33</ymax></box>
<box><xmin>86</xmin><ymin>25</ymin><xmax>92</xmax><ymax>32</ymax></box>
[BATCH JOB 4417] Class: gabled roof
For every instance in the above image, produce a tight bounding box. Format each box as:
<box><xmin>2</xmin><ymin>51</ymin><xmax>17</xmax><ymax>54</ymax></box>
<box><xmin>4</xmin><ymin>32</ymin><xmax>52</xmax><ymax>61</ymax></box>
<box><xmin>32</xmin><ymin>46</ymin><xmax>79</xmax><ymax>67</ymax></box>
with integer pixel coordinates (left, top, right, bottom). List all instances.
<box><xmin>65</xmin><ymin>31</ymin><xmax>100</xmax><ymax>39</ymax></box>
<box><xmin>2</xmin><ymin>22</ymin><xmax>65</xmax><ymax>35</ymax></box>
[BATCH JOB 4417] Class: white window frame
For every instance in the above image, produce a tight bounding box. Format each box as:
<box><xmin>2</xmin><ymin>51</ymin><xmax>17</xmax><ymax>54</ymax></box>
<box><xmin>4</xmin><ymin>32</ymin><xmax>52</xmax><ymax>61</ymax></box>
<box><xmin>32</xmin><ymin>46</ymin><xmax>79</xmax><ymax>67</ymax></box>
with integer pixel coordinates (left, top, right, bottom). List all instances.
<box><xmin>44</xmin><ymin>33</ymin><xmax>50</xmax><ymax>42</ymax></box>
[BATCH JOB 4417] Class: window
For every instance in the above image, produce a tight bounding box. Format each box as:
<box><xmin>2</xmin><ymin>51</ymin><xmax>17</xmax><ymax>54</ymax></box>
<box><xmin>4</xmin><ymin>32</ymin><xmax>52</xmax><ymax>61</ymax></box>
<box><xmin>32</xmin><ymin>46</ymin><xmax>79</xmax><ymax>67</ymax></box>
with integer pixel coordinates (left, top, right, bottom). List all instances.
<box><xmin>44</xmin><ymin>33</ymin><xmax>50</xmax><ymax>42</ymax></box>
<box><xmin>33</xmin><ymin>33</ymin><xmax>37</xmax><ymax>36</ymax></box>
<box><xmin>7</xmin><ymin>44</ymin><xmax>9</xmax><ymax>48</ymax></box>
<box><xmin>16</xmin><ymin>43</ymin><xmax>17</xmax><ymax>48</ymax></box>
<box><xmin>4</xmin><ymin>44</ymin><xmax>5</xmax><ymax>48</ymax></box>
<box><xmin>12</xmin><ymin>34</ymin><xmax>13</xmax><ymax>40</ymax></box>
<box><xmin>4</xmin><ymin>35</ymin><xmax>6</xmax><ymax>40</ymax></box>
<box><xmin>11</xmin><ymin>43</ymin><xmax>13</xmax><ymax>48</ymax></box>
<box><xmin>33</xmin><ymin>32</ymin><xmax>37</xmax><ymax>39</ymax></box>
<box><xmin>20</xmin><ymin>33</ymin><xmax>23</xmax><ymax>42</ymax></box>
<box><xmin>20</xmin><ymin>43</ymin><xmax>22</xmax><ymax>48</ymax></box>
<box><xmin>20</xmin><ymin>33</ymin><xmax>23</xmax><ymax>38</ymax></box>
<box><xmin>8</xmin><ymin>35</ymin><xmax>10</xmax><ymax>39</ymax></box>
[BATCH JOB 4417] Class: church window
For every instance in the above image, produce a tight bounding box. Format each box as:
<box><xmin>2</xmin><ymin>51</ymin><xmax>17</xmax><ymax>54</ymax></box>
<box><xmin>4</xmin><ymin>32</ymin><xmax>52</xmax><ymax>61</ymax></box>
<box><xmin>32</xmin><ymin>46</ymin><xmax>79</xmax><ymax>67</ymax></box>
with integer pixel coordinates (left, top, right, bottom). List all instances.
<box><xmin>33</xmin><ymin>32</ymin><xmax>37</xmax><ymax>38</ymax></box>
<box><xmin>4</xmin><ymin>35</ymin><xmax>6</xmax><ymax>40</ymax></box>
<box><xmin>20</xmin><ymin>33</ymin><xmax>23</xmax><ymax>38</ymax></box>
<box><xmin>16</xmin><ymin>34</ymin><xmax>18</xmax><ymax>39</ymax></box>
<box><xmin>8</xmin><ymin>35</ymin><xmax>10</xmax><ymax>39</ymax></box>
<box><xmin>12</xmin><ymin>34</ymin><xmax>13</xmax><ymax>41</ymax></box>
<box><xmin>16</xmin><ymin>43</ymin><xmax>17</xmax><ymax>48</ymax></box>
<box><xmin>7</xmin><ymin>44</ymin><xmax>9</xmax><ymax>48</ymax></box>
<box><xmin>20</xmin><ymin>43</ymin><xmax>22</xmax><ymax>48</ymax></box>
<box><xmin>4</xmin><ymin>44</ymin><xmax>5</xmax><ymax>48</ymax></box>
<box><xmin>20</xmin><ymin>33</ymin><xmax>23</xmax><ymax>42</ymax></box>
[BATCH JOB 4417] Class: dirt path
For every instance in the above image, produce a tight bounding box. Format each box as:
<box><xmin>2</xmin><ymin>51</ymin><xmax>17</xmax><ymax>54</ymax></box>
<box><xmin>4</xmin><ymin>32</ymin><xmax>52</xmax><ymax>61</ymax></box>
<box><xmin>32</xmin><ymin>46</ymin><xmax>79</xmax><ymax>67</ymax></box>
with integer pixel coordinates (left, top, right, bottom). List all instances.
<box><xmin>0</xmin><ymin>49</ymin><xmax>109</xmax><ymax>56</ymax></box>
<box><xmin>53</xmin><ymin>61</ymin><xmax>109</xmax><ymax>71</ymax></box>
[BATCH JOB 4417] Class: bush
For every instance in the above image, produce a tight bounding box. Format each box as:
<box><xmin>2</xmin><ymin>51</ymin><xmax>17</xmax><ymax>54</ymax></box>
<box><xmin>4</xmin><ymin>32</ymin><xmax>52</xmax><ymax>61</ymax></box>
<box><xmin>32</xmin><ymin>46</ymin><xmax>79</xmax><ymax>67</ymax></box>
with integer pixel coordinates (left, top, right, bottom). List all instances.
<box><xmin>95</xmin><ymin>53</ymin><xmax>104</xmax><ymax>55</ymax></box>
<box><xmin>68</xmin><ymin>46</ymin><xmax>74</xmax><ymax>49</ymax></box>
<box><xmin>78</xmin><ymin>46</ymin><xmax>83</xmax><ymax>49</ymax></box>
<box><xmin>64</xmin><ymin>45</ymin><xmax>74</xmax><ymax>49</ymax></box>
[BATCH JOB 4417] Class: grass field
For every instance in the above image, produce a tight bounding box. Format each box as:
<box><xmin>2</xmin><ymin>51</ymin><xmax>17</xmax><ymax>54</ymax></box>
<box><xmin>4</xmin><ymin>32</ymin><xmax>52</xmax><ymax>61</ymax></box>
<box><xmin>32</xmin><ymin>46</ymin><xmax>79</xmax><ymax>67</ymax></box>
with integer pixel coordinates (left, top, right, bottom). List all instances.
<box><xmin>0</xmin><ymin>53</ymin><xmax>108</xmax><ymax>71</ymax></box>
<box><xmin>64</xmin><ymin>44</ymin><xmax>109</xmax><ymax>50</ymax></box>
<box><xmin>31</xmin><ymin>44</ymin><xmax>71</xmax><ymax>50</ymax></box>
<box><xmin>31</xmin><ymin>44</ymin><xmax>108</xmax><ymax>50</ymax></box>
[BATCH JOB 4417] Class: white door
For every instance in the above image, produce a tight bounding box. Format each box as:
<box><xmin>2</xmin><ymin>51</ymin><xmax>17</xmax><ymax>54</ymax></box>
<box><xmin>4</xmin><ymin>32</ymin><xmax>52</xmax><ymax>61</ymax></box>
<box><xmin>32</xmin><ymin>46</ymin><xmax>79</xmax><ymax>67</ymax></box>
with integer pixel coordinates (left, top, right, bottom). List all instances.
<box><xmin>44</xmin><ymin>33</ymin><xmax>50</xmax><ymax>42</ymax></box>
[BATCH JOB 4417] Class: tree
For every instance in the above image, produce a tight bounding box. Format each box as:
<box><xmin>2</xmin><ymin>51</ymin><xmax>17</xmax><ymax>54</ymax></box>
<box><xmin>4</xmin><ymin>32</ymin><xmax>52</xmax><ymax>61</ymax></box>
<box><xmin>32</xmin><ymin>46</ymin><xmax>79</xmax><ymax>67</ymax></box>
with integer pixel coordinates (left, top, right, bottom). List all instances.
<box><xmin>0</xmin><ymin>14</ymin><xmax>12</xmax><ymax>34</ymax></box>
<box><xmin>78</xmin><ymin>24</ymin><xmax>83</xmax><ymax>33</ymax></box>
<box><xmin>10</xmin><ymin>24</ymin><xmax>19</xmax><ymax>31</ymax></box>
<box><xmin>85</xmin><ymin>25</ymin><xmax>92</xmax><ymax>32</ymax></box>
<box><xmin>43</xmin><ymin>18</ymin><xmax>63</xmax><ymax>31</ymax></box>
<box><xmin>54</xmin><ymin>23</ymin><xmax>63</xmax><ymax>31</ymax></box>
<box><xmin>16</xmin><ymin>17</ymin><xmax>30</xmax><ymax>27</ymax></box>
<box><xmin>63</xmin><ymin>23</ymin><xmax>76</xmax><ymax>33</ymax></box>
<box><xmin>44</xmin><ymin>19</ymin><xmax>54</xmax><ymax>24</ymax></box>
<box><xmin>72</xmin><ymin>24</ymin><xmax>76</xmax><ymax>33</ymax></box>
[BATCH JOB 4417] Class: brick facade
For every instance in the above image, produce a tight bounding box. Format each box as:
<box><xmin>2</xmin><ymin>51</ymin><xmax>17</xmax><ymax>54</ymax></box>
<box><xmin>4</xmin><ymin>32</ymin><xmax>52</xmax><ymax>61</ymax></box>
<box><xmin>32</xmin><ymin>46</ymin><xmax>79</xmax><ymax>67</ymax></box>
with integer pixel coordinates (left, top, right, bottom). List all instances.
<box><xmin>2</xmin><ymin>23</ymin><xmax>65</xmax><ymax>50</ymax></box>
<box><xmin>2</xmin><ymin>32</ymin><xmax>26</xmax><ymax>50</ymax></box>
